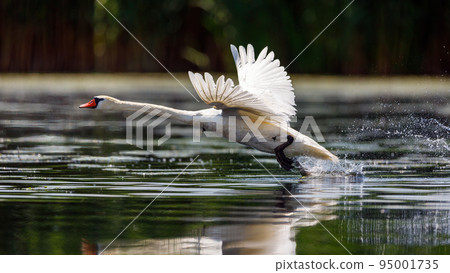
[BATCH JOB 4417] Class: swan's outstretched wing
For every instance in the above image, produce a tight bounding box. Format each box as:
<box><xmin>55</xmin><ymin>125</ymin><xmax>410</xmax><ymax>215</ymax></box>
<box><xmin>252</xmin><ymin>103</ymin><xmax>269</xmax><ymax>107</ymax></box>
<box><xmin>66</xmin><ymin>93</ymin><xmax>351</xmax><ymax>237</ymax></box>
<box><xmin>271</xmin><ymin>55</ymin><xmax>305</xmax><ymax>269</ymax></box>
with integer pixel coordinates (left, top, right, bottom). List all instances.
<box><xmin>188</xmin><ymin>71</ymin><xmax>277</xmax><ymax>118</ymax></box>
<box><xmin>230</xmin><ymin>44</ymin><xmax>296</xmax><ymax>123</ymax></box>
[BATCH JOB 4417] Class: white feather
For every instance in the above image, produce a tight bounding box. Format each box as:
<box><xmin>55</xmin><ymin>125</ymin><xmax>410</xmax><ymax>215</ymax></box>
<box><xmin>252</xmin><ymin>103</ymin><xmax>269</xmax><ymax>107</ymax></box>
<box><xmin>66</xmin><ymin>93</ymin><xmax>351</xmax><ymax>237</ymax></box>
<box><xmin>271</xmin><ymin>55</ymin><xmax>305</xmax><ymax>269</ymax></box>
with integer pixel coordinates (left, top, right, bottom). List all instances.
<box><xmin>188</xmin><ymin>71</ymin><xmax>279</xmax><ymax>119</ymax></box>
<box><xmin>230</xmin><ymin>44</ymin><xmax>296</xmax><ymax>124</ymax></box>
<box><xmin>189</xmin><ymin>44</ymin><xmax>296</xmax><ymax>125</ymax></box>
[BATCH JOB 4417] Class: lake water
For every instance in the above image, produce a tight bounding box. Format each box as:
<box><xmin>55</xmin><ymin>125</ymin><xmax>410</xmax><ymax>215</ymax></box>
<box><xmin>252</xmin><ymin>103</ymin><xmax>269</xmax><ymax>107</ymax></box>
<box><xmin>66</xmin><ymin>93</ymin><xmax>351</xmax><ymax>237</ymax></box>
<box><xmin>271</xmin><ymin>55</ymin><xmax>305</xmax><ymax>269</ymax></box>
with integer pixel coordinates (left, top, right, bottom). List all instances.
<box><xmin>0</xmin><ymin>77</ymin><xmax>449</xmax><ymax>254</ymax></box>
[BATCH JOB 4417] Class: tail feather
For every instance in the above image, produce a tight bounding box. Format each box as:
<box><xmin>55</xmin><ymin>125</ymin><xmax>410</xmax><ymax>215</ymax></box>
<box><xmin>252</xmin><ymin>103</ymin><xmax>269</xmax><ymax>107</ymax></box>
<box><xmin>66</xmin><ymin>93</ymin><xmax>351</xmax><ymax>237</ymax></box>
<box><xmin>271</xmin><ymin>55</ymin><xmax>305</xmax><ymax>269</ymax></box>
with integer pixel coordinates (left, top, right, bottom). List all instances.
<box><xmin>286</xmin><ymin>141</ymin><xmax>339</xmax><ymax>163</ymax></box>
<box><xmin>306</xmin><ymin>144</ymin><xmax>339</xmax><ymax>163</ymax></box>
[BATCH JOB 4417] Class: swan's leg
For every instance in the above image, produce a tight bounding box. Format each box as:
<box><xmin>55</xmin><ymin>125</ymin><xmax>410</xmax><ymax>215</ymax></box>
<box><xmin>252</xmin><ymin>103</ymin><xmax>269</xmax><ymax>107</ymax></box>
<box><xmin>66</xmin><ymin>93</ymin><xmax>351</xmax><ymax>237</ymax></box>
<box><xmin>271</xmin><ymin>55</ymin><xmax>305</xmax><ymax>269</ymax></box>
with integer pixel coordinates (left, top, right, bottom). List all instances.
<box><xmin>274</xmin><ymin>135</ymin><xmax>294</xmax><ymax>171</ymax></box>
<box><xmin>275</xmin><ymin>135</ymin><xmax>308</xmax><ymax>176</ymax></box>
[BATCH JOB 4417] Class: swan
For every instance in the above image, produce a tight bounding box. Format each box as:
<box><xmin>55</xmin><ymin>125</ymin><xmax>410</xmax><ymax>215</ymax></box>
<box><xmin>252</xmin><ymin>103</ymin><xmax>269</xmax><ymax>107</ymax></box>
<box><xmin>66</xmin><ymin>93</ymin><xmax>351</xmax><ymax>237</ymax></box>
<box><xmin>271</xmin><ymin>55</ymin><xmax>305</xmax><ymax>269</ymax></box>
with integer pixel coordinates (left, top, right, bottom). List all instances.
<box><xmin>80</xmin><ymin>44</ymin><xmax>338</xmax><ymax>175</ymax></box>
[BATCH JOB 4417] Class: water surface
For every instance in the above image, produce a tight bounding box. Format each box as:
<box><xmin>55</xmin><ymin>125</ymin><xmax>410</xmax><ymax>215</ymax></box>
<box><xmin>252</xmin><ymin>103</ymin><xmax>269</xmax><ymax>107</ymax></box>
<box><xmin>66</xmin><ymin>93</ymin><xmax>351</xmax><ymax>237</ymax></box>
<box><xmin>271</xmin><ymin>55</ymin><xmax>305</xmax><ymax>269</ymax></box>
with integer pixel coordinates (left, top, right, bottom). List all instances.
<box><xmin>0</xmin><ymin>82</ymin><xmax>449</xmax><ymax>254</ymax></box>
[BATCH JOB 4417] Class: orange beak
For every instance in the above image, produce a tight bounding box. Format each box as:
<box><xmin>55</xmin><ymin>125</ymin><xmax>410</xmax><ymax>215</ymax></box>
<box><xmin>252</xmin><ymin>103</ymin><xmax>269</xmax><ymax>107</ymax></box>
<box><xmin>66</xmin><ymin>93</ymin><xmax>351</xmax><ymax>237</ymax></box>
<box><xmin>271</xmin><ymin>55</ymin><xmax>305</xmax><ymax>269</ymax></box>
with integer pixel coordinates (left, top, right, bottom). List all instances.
<box><xmin>79</xmin><ymin>99</ymin><xmax>97</xmax><ymax>108</ymax></box>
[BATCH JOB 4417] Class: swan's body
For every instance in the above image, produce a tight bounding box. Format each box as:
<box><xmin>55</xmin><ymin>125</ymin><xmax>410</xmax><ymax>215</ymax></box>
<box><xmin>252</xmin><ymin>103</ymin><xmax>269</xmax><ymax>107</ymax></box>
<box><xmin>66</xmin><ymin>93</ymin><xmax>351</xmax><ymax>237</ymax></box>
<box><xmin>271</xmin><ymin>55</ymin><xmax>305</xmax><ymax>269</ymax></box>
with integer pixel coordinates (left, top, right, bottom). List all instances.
<box><xmin>80</xmin><ymin>44</ymin><xmax>338</xmax><ymax>173</ymax></box>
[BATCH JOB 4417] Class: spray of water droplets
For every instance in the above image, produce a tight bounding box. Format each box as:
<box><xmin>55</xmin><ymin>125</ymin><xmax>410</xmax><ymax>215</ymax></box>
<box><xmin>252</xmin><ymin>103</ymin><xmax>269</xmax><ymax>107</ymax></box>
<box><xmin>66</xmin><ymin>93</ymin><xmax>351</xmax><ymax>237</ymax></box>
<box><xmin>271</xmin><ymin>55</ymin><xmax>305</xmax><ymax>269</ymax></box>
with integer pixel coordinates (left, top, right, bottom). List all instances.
<box><xmin>293</xmin><ymin>156</ymin><xmax>365</xmax><ymax>177</ymax></box>
<box><xmin>295</xmin><ymin>114</ymin><xmax>449</xmax><ymax>177</ymax></box>
<box><xmin>349</xmin><ymin>115</ymin><xmax>449</xmax><ymax>156</ymax></box>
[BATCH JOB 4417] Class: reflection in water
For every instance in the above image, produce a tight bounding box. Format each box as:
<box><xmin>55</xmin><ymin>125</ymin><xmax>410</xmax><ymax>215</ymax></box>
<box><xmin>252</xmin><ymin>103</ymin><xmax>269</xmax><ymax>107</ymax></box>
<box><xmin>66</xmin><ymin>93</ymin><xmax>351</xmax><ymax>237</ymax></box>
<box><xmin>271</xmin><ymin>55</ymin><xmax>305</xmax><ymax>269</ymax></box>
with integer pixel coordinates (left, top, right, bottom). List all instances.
<box><xmin>0</xmin><ymin>87</ymin><xmax>449</xmax><ymax>254</ymax></box>
<box><xmin>344</xmin><ymin>209</ymin><xmax>450</xmax><ymax>248</ymax></box>
<box><xmin>92</xmin><ymin>222</ymin><xmax>295</xmax><ymax>255</ymax></box>
<box><xmin>86</xmin><ymin>184</ymin><xmax>300</xmax><ymax>255</ymax></box>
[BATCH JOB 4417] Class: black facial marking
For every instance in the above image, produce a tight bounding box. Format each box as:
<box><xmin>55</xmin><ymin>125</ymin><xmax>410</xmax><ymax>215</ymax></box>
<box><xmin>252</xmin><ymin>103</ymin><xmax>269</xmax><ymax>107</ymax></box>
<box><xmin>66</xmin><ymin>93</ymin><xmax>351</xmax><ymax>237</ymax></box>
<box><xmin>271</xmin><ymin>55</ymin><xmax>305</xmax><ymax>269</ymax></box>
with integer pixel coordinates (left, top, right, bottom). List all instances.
<box><xmin>93</xmin><ymin>97</ymin><xmax>104</xmax><ymax>108</ymax></box>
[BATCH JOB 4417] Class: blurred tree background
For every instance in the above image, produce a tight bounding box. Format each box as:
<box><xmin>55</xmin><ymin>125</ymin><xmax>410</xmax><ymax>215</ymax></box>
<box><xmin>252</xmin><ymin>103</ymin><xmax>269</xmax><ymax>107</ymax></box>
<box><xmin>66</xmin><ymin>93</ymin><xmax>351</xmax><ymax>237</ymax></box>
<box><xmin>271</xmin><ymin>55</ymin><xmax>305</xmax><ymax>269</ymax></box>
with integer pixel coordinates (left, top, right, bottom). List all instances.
<box><xmin>0</xmin><ymin>0</ymin><xmax>448</xmax><ymax>74</ymax></box>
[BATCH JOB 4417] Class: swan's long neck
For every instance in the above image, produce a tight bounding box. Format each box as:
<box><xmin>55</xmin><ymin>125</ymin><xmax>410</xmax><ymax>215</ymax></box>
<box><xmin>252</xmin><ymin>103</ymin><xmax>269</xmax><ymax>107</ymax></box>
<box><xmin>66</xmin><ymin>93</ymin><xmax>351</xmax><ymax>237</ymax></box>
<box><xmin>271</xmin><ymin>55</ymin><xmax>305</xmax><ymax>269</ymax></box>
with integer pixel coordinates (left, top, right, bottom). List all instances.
<box><xmin>113</xmin><ymin>100</ymin><xmax>196</xmax><ymax>124</ymax></box>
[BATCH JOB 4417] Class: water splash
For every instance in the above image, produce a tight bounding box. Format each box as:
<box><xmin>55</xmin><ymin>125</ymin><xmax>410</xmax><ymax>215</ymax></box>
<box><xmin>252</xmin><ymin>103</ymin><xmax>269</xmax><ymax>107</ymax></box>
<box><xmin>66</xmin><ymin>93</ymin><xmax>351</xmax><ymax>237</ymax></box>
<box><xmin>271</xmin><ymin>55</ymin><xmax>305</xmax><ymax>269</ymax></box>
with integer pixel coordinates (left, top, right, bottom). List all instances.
<box><xmin>293</xmin><ymin>156</ymin><xmax>365</xmax><ymax>177</ymax></box>
<box><xmin>349</xmin><ymin>115</ymin><xmax>450</xmax><ymax>157</ymax></box>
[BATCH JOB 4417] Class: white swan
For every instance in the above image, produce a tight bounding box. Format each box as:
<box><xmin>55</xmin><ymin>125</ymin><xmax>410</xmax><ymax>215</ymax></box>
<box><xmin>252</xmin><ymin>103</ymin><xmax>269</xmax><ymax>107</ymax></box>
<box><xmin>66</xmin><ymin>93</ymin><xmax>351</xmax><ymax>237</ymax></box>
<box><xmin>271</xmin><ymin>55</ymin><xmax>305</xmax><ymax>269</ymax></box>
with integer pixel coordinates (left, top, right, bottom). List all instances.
<box><xmin>80</xmin><ymin>44</ymin><xmax>338</xmax><ymax>175</ymax></box>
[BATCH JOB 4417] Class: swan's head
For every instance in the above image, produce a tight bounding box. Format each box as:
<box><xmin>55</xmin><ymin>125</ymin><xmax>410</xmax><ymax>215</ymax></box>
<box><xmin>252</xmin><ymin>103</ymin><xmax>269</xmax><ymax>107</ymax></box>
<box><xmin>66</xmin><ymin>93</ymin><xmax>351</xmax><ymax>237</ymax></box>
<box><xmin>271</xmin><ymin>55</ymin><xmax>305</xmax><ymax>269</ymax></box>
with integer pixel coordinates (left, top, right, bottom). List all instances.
<box><xmin>79</xmin><ymin>95</ymin><xmax>120</xmax><ymax>110</ymax></box>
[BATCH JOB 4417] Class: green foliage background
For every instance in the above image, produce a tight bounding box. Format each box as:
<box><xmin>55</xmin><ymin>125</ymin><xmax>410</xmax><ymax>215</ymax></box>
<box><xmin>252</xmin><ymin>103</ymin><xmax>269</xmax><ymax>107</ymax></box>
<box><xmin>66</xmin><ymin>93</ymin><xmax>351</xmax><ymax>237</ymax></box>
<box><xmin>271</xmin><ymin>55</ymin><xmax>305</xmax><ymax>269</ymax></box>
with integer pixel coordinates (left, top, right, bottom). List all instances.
<box><xmin>0</xmin><ymin>0</ymin><xmax>448</xmax><ymax>74</ymax></box>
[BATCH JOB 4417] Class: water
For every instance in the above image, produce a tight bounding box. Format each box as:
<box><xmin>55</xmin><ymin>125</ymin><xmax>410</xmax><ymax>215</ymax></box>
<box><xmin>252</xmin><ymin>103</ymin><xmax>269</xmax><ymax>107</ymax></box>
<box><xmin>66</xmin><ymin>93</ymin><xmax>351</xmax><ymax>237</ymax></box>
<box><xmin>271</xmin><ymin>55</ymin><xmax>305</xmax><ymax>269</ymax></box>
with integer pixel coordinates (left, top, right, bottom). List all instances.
<box><xmin>0</xmin><ymin>81</ymin><xmax>449</xmax><ymax>254</ymax></box>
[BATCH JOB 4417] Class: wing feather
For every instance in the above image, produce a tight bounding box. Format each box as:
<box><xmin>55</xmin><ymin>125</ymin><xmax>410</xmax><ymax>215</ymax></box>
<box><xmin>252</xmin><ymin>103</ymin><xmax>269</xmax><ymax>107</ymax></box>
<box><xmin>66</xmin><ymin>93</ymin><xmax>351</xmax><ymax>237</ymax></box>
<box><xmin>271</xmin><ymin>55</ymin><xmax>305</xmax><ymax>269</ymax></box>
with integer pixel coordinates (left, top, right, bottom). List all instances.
<box><xmin>239</xmin><ymin>46</ymin><xmax>247</xmax><ymax>64</ymax></box>
<box><xmin>256</xmin><ymin>46</ymin><xmax>268</xmax><ymax>62</ymax></box>
<box><xmin>188</xmin><ymin>72</ymin><xmax>277</xmax><ymax>119</ymax></box>
<box><xmin>230</xmin><ymin>44</ymin><xmax>296</xmax><ymax>124</ymax></box>
<box><xmin>247</xmin><ymin>44</ymin><xmax>255</xmax><ymax>63</ymax></box>
<box><xmin>205</xmin><ymin>73</ymin><xmax>216</xmax><ymax>101</ymax></box>
<box><xmin>196</xmin><ymin>73</ymin><xmax>212</xmax><ymax>102</ymax></box>
<box><xmin>188</xmin><ymin>44</ymin><xmax>296</xmax><ymax>125</ymax></box>
<box><xmin>215</xmin><ymin>75</ymin><xmax>225</xmax><ymax>101</ymax></box>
